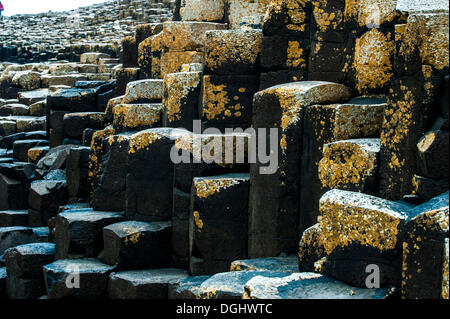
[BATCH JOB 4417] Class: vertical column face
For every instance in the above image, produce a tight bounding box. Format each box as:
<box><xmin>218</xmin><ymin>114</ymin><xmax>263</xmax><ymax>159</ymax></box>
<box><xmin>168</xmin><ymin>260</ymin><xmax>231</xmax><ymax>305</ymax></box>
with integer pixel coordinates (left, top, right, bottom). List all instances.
<box><xmin>162</xmin><ymin>71</ymin><xmax>202</xmax><ymax>131</ymax></box>
<box><xmin>189</xmin><ymin>174</ymin><xmax>250</xmax><ymax>275</ymax></box>
<box><xmin>300</xmin><ymin>99</ymin><xmax>385</xmax><ymax>232</ymax></box>
<box><xmin>249</xmin><ymin>81</ymin><xmax>352</xmax><ymax>258</ymax></box>
<box><xmin>379</xmin><ymin>10</ymin><xmax>449</xmax><ymax>200</ymax></box>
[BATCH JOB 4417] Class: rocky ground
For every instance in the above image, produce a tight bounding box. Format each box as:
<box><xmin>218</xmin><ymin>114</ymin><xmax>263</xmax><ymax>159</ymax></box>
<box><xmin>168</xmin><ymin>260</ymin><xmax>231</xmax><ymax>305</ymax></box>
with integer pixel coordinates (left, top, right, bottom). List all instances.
<box><xmin>0</xmin><ymin>0</ymin><xmax>448</xmax><ymax>300</ymax></box>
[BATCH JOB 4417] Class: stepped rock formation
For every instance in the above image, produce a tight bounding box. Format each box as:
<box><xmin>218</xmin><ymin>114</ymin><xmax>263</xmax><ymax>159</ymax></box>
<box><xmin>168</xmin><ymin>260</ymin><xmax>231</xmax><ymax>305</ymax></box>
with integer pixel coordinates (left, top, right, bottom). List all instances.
<box><xmin>0</xmin><ymin>0</ymin><xmax>448</xmax><ymax>300</ymax></box>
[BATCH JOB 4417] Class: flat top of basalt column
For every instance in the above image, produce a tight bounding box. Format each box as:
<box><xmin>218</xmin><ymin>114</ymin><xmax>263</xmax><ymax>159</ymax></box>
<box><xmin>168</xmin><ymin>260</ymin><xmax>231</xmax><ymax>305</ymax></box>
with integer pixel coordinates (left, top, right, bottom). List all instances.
<box><xmin>104</xmin><ymin>220</ymin><xmax>171</xmax><ymax>237</ymax></box>
<box><xmin>244</xmin><ymin>272</ymin><xmax>393</xmax><ymax>299</ymax></box>
<box><xmin>231</xmin><ymin>256</ymin><xmax>299</xmax><ymax>273</ymax></box>
<box><xmin>0</xmin><ymin>210</ymin><xmax>28</xmax><ymax>216</ymax></box>
<box><xmin>18</xmin><ymin>89</ymin><xmax>50</xmax><ymax>99</ymax></box>
<box><xmin>8</xmin><ymin>242</ymin><xmax>55</xmax><ymax>256</ymax></box>
<box><xmin>59</xmin><ymin>210</ymin><xmax>124</xmax><ymax>222</ymax></box>
<box><xmin>198</xmin><ymin>271</ymin><xmax>292</xmax><ymax>298</ymax></box>
<box><xmin>397</xmin><ymin>0</ymin><xmax>449</xmax><ymax>13</ymax></box>
<box><xmin>320</xmin><ymin>189</ymin><xmax>413</xmax><ymax>220</ymax></box>
<box><xmin>110</xmin><ymin>268</ymin><xmax>189</xmax><ymax>285</ymax></box>
<box><xmin>43</xmin><ymin>258</ymin><xmax>115</xmax><ymax>274</ymax></box>
<box><xmin>325</xmin><ymin>138</ymin><xmax>381</xmax><ymax>154</ymax></box>
<box><xmin>0</xmin><ymin>226</ymin><xmax>32</xmax><ymax>234</ymax></box>
<box><xmin>408</xmin><ymin>191</ymin><xmax>449</xmax><ymax>221</ymax></box>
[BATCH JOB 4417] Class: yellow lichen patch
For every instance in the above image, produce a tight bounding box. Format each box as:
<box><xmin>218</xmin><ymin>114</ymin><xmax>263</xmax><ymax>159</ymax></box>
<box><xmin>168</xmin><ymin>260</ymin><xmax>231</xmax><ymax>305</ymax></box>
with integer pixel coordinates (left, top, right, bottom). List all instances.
<box><xmin>286</xmin><ymin>41</ymin><xmax>306</xmax><ymax>68</ymax></box>
<box><xmin>318</xmin><ymin>140</ymin><xmax>378</xmax><ymax>191</ymax></box>
<box><xmin>312</xmin><ymin>0</ymin><xmax>343</xmax><ymax>32</ymax></box>
<box><xmin>125</xmin><ymin>233</ymin><xmax>141</xmax><ymax>245</ymax></box>
<box><xmin>27</xmin><ymin>148</ymin><xmax>45</xmax><ymax>163</ymax></box>
<box><xmin>128</xmin><ymin>131</ymin><xmax>162</xmax><ymax>154</ymax></box>
<box><xmin>353</xmin><ymin>29</ymin><xmax>395</xmax><ymax>93</ymax></box>
<box><xmin>205</xmin><ymin>30</ymin><xmax>262</xmax><ymax>71</ymax></box>
<box><xmin>443</xmin><ymin>239</ymin><xmax>449</xmax><ymax>299</ymax></box>
<box><xmin>318</xmin><ymin>192</ymin><xmax>405</xmax><ymax>254</ymax></box>
<box><xmin>333</xmin><ymin>103</ymin><xmax>384</xmax><ymax>139</ymax></box>
<box><xmin>163</xmin><ymin>72</ymin><xmax>201</xmax><ymax>123</ymax></box>
<box><xmin>88</xmin><ymin>127</ymin><xmax>116</xmax><ymax>195</ymax></box>
<box><xmin>410</xmin><ymin>207</ymin><xmax>449</xmax><ymax>235</ymax></box>
<box><xmin>193</xmin><ymin>211</ymin><xmax>204</xmax><ymax>231</ymax></box>
<box><xmin>194</xmin><ymin>178</ymin><xmax>242</xmax><ymax>199</ymax></box>
<box><xmin>160</xmin><ymin>51</ymin><xmax>203</xmax><ymax>78</ymax></box>
<box><xmin>113</xmin><ymin>104</ymin><xmax>162</xmax><ymax>129</ymax></box>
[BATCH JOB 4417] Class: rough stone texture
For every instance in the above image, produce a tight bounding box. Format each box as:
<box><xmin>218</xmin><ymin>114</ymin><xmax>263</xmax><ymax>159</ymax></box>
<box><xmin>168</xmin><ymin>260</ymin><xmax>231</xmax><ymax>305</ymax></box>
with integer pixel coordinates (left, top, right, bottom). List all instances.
<box><xmin>401</xmin><ymin>192</ymin><xmax>449</xmax><ymax>299</ymax></box>
<box><xmin>122</xmin><ymin>79</ymin><xmax>163</xmax><ymax>104</ymax></box>
<box><xmin>305</xmin><ymin>189</ymin><xmax>414</xmax><ymax>288</ymax></box>
<box><xmin>43</xmin><ymin>258</ymin><xmax>115</xmax><ymax>299</ymax></box>
<box><xmin>54</xmin><ymin>210</ymin><xmax>124</xmax><ymax>260</ymax></box>
<box><xmin>190</xmin><ymin>174</ymin><xmax>250</xmax><ymax>275</ymax></box>
<box><xmin>319</xmin><ymin>138</ymin><xmax>381</xmax><ymax>194</ymax></box>
<box><xmin>250</xmin><ymin>81</ymin><xmax>352</xmax><ymax>258</ymax></box>
<box><xmin>300</xmin><ymin>97</ymin><xmax>386</xmax><ymax>232</ymax></box>
<box><xmin>162</xmin><ymin>71</ymin><xmax>202</xmax><ymax>131</ymax></box>
<box><xmin>108</xmin><ymin>268</ymin><xmax>189</xmax><ymax>299</ymax></box>
<box><xmin>204</xmin><ymin>29</ymin><xmax>263</xmax><ymax>75</ymax></box>
<box><xmin>102</xmin><ymin>221</ymin><xmax>172</xmax><ymax>270</ymax></box>
<box><xmin>113</xmin><ymin>104</ymin><xmax>162</xmax><ymax>132</ymax></box>
<box><xmin>231</xmin><ymin>256</ymin><xmax>299</xmax><ymax>273</ymax></box>
<box><xmin>244</xmin><ymin>272</ymin><xmax>394</xmax><ymax>299</ymax></box>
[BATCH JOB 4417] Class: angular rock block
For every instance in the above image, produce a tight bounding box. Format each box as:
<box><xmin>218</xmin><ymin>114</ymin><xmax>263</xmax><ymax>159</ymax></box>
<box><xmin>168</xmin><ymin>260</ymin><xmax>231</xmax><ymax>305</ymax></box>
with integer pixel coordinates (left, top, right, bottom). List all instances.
<box><xmin>204</xmin><ymin>29</ymin><xmax>263</xmax><ymax>75</ymax></box>
<box><xmin>54</xmin><ymin>210</ymin><xmax>124</xmax><ymax>260</ymax></box>
<box><xmin>126</xmin><ymin>128</ymin><xmax>188</xmax><ymax>222</ymax></box>
<box><xmin>28</xmin><ymin>180</ymin><xmax>68</xmax><ymax>226</ymax></box>
<box><xmin>102</xmin><ymin>221</ymin><xmax>172</xmax><ymax>270</ymax></box>
<box><xmin>35</xmin><ymin>145</ymin><xmax>73</xmax><ymax>178</ymax></box>
<box><xmin>401</xmin><ymin>192</ymin><xmax>449</xmax><ymax>299</ymax></box>
<box><xmin>298</xmin><ymin>224</ymin><xmax>326</xmax><ymax>272</ymax></box>
<box><xmin>0</xmin><ymin>131</ymin><xmax>46</xmax><ymax>150</ymax></box>
<box><xmin>28</xmin><ymin>146</ymin><xmax>50</xmax><ymax>164</ymax></box>
<box><xmin>63</xmin><ymin>112</ymin><xmax>106</xmax><ymax>140</ymax></box>
<box><xmin>162</xmin><ymin>22</ymin><xmax>227</xmax><ymax>52</ymax></box>
<box><xmin>113</xmin><ymin>104</ymin><xmax>162</xmax><ymax>132</ymax></box>
<box><xmin>244</xmin><ymin>273</ymin><xmax>394</xmax><ymax>299</ymax></box>
<box><xmin>108</xmin><ymin>268</ymin><xmax>189</xmax><ymax>299</ymax></box>
<box><xmin>47</xmin><ymin>111</ymin><xmax>67</xmax><ymax>147</ymax></box>
<box><xmin>121</xmin><ymin>36</ymin><xmax>138</xmax><ymax>68</ymax></box>
<box><xmin>417</xmin><ymin>130</ymin><xmax>449</xmax><ymax>180</ymax></box>
<box><xmin>149</xmin><ymin>32</ymin><xmax>165</xmax><ymax>79</ymax></box>
<box><xmin>189</xmin><ymin>174</ymin><xmax>250</xmax><ymax>275</ymax></box>
<box><xmin>122</xmin><ymin>79</ymin><xmax>163</xmax><ymax>104</ymax></box>
<box><xmin>135</xmin><ymin>23</ymin><xmax>163</xmax><ymax>45</ymax></box>
<box><xmin>0</xmin><ymin>120</ymin><xmax>16</xmax><ymax>136</ymax></box>
<box><xmin>66</xmin><ymin>146</ymin><xmax>90</xmax><ymax>199</ymax></box>
<box><xmin>0</xmin><ymin>227</ymin><xmax>36</xmax><ymax>255</ymax></box>
<box><xmin>47</xmin><ymin>88</ymin><xmax>97</xmax><ymax>113</ymax></box>
<box><xmin>0</xmin><ymin>174</ymin><xmax>29</xmax><ymax>210</ymax></box>
<box><xmin>0</xmin><ymin>210</ymin><xmax>29</xmax><ymax>227</ymax></box>
<box><xmin>250</xmin><ymin>81</ymin><xmax>352</xmax><ymax>258</ymax></box>
<box><xmin>192</xmin><ymin>270</ymin><xmax>288</xmax><ymax>299</ymax></box>
<box><xmin>300</xmin><ymin>98</ymin><xmax>386</xmax><ymax>230</ymax></box>
<box><xmin>227</xmin><ymin>0</ymin><xmax>272</xmax><ymax>30</ymax></box>
<box><xmin>80</xmin><ymin>53</ymin><xmax>110</xmax><ymax>65</ymax></box>
<box><xmin>168</xmin><ymin>275</ymin><xmax>210</xmax><ymax>299</ymax></box>
<box><xmin>13</xmin><ymin>139</ymin><xmax>49</xmax><ymax>163</ymax></box>
<box><xmin>4</xmin><ymin>243</ymin><xmax>55</xmax><ymax>299</ymax></box>
<box><xmin>138</xmin><ymin>38</ymin><xmax>153</xmax><ymax>80</ymax></box>
<box><xmin>92</xmin><ymin>133</ymin><xmax>131</xmax><ymax>212</ymax></box>
<box><xmin>230</xmin><ymin>256</ymin><xmax>298</xmax><ymax>273</ymax></box>
<box><xmin>179</xmin><ymin>0</ymin><xmax>225</xmax><ymax>22</ymax></box>
<box><xmin>171</xmin><ymin>132</ymin><xmax>251</xmax><ymax>267</ymax></box>
<box><xmin>318</xmin><ymin>138</ymin><xmax>380</xmax><ymax>194</ymax></box>
<box><xmin>308</xmin><ymin>189</ymin><xmax>413</xmax><ymax>288</ymax></box>
<box><xmin>114</xmin><ymin>67</ymin><xmax>140</xmax><ymax>96</ymax></box>
<box><xmin>201</xmin><ymin>75</ymin><xmax>260</xmax><ymax>131</ymax></box>
<box><xmin>43</xmin><ymin>258</ymin><xmax>115</xmax><ymax>299</ymax></box>
<box><xmin>162</xmin><ymin>71</ymin><xmax>202</xmax><ymax>131</ymax></box>
<box><xmin>88</xmin><ymin>126</ymin><xmax>116</xmax><ymax>200</ymax></box>
<box><xmin>160</xmin><ymin>51</ymin><xmax>203</xmax><ymax>78</ymax></box>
